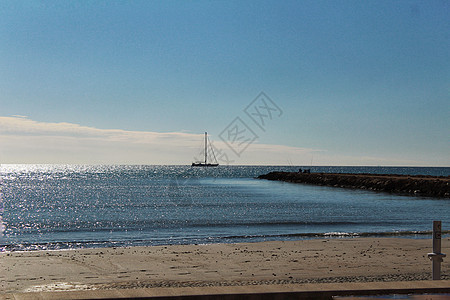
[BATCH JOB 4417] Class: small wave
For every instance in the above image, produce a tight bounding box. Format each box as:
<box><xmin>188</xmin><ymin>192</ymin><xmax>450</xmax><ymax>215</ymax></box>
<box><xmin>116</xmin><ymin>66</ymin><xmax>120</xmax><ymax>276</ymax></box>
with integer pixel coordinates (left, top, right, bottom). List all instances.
<box><xmin>3</xmin><ymin>220</ymin><xmax>372</xmax><ymax>234</ymax></box>
<box><xmin>216</xmin><ymin>230</ymin><xmax>450</xmax><ymax>240</ymax></box>
<box><xmin>2</xmin><ymin>230</ymin><xmax>448</xmax><ymax>252</ymax></box>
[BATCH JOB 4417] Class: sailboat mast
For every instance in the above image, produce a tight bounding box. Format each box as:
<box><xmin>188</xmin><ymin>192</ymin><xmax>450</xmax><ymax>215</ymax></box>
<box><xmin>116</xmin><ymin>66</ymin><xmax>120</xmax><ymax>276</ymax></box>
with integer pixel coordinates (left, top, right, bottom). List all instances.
<box><xmin>191</xmin><ymin>131</ymin><xmax>218</xmax><ymax>167</ymax></box>
<box><xmin>204</xmin><ymin>132</ymin><xmax>207</xmax><ymax>164</ymax></box>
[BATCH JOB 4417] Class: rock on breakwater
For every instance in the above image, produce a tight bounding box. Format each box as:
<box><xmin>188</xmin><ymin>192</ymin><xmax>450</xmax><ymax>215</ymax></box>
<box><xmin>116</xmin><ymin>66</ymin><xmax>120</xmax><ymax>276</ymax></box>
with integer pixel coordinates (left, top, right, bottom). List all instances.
<box><xmin>257</xmin><ymin>172</ymin><xmax>450</xmax><ymax>198</ymax></box>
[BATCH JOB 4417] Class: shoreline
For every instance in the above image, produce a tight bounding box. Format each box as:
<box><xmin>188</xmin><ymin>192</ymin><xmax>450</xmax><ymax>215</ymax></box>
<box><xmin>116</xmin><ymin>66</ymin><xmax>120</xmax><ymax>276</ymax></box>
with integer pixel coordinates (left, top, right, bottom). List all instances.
<box><xmin>258</xmin><ymin>172</ymin><xmax>450</xmax><ymax>198</ymax></box>
<box><xmin>2</xmin><ymin>230</ymin><xmax>450</xmax><ymax>253</ymax></box>
<box><xmin>1</xmin><ymin>237</ymin><xmax>448</xmax><ymax>294</ymax></box>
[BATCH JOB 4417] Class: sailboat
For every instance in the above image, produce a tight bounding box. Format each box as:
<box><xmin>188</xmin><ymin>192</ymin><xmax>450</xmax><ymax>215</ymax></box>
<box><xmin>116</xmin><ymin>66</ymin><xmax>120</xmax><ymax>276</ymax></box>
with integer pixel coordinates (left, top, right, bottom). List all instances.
<box><xmin>192</xmin><ymin>132</ymin><xmax>219</xmax><ymax>167</ymax></box>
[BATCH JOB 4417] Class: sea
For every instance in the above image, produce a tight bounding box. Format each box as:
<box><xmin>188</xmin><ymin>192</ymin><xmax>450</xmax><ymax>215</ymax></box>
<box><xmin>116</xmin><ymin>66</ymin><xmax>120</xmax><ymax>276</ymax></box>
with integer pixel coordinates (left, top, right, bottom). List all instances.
<box><xmin>0</xmin><ymin>165</ymin><xmax>449</xmax><ymax>252</ymax></box>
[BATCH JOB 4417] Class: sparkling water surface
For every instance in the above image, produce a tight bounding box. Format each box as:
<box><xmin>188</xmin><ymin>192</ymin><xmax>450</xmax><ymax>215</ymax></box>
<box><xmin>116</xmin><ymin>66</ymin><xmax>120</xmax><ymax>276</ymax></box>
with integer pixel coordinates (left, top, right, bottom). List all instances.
<box><xmin>0</xmin><ymin>165</ymin><xmax>449</xmax><ymax>251</ymax></box>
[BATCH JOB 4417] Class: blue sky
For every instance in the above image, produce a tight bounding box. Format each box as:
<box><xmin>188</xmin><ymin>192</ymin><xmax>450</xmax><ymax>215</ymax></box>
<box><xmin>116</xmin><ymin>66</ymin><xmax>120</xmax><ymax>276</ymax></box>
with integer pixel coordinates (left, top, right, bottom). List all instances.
<box><xmin>0</xmin><ymin>0</ymin><xmax>449</xmax><ymax>165</ymax></box>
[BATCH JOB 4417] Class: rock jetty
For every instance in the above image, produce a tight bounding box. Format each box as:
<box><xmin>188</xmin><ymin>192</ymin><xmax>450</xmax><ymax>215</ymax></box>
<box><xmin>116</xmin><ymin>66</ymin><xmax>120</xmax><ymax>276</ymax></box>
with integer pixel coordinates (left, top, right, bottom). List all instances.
<box><xmin>257</xmin><ymin>172</ymin><xmax>450</xmax><ymax>198</ymax></box>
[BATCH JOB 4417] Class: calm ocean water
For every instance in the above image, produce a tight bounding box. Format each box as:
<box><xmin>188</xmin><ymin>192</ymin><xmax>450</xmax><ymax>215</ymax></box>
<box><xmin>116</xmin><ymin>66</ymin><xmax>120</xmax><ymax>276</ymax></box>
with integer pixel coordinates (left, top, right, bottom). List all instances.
<box><xmin>0</xmin><ymin>165</ymin><xmax>449</xmax><ymax>251</ymax></box>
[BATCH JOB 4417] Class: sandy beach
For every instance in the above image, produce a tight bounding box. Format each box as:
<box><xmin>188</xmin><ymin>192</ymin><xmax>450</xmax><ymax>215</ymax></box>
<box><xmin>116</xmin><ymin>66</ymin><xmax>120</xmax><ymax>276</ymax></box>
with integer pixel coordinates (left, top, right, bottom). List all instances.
<box><xmin>0</xmin><ymin>237</ymin><xmax>448</xmax><ymax>294</ymax></box>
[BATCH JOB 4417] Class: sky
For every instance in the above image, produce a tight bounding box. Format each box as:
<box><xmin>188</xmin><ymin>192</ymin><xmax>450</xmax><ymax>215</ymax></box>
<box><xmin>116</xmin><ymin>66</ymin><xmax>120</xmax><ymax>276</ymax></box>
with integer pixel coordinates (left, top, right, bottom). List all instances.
<box><xmin>0</xmin><ymin>0</ymin><xmax>449</xmax><ymax>166</ymax></box>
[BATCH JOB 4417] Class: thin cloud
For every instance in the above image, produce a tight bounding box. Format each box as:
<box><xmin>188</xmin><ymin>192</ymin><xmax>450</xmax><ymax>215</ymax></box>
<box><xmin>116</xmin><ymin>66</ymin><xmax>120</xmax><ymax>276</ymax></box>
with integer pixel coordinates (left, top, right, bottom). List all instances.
<box><xmin>0</xmin><ymin>116</ymin><xmax>319</xmax><ymax>164</ymax></box>
<box><xmin>0</xmin><ymin>116</ymin><xmax>198</xmax><ymax>143</ymax></box>
<box><xmin>0</xmin><ymin>116</ymin><xmax>201</xmax><ymax>164</ymax></box>
<box><xmin>0</xmin><ymin>116</ymin><xmax>437</xmax><ymax>166</ymax></box>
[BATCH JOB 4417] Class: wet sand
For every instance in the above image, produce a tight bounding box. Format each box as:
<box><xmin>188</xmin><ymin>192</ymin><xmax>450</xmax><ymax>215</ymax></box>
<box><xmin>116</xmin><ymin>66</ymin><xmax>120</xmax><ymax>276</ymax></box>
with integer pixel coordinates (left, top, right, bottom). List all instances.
<box><xmin>0</xmin><ymin>237</ymin><xmax>448</xmax><ymax>294</ymax></box>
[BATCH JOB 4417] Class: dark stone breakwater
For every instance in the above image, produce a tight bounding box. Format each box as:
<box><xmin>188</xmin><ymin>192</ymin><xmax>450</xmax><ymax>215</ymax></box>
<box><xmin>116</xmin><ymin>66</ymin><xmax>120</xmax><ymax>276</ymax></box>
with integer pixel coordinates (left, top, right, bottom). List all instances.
<box><xmin>257</xmin><ymin>172</ymin><xmax>450</xmax><ymax>198</ymax></box>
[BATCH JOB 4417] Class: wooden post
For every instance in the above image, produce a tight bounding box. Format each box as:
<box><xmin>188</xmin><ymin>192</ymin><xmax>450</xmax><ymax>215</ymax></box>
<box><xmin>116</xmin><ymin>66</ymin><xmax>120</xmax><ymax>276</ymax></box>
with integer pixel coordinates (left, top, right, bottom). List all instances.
<box><xmin>428</xmin><ymin>221</ymin><xmax>446</xmax><ymax>280</ymax></box>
